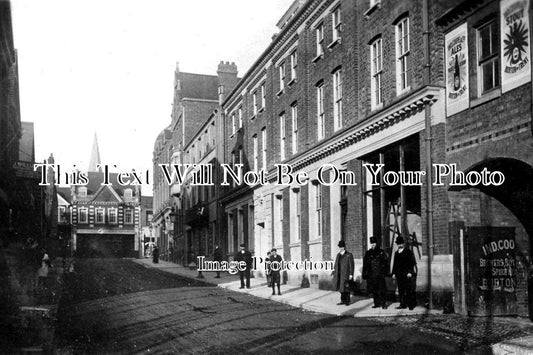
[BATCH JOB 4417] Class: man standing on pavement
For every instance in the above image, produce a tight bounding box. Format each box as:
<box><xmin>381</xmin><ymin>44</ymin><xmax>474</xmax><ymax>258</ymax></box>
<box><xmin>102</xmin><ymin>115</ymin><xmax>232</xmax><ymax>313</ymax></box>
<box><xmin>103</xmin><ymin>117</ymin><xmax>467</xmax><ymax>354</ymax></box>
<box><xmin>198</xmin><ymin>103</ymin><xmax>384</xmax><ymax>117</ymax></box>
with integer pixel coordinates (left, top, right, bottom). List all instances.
<box><xmin>235</xmin><ymin>243</ymin><xmax>252</xmax><ymax>289</ymax></box>
<box><xmin>391</xmin><ymin>236</ymin><xmax>418</xmax><ymax>310</ymax></box>
<box><xmin>362</xmin><ymin>236</ymin><xmax>389</xmax><ymax>309</ymax></box>
<box><xmin>332</xmin><ymin>240</ymin><xmax>354</xmax><ymax>306</ymax></box>
<box><xmin>269</xmin><ymin>248</ymin><xmax>282</xmax><ymax>296</ymax></box>
<box><xmin>213</xmin><ymin>245</ymin><xmax>223</xmax><ymax>278</ymax></box>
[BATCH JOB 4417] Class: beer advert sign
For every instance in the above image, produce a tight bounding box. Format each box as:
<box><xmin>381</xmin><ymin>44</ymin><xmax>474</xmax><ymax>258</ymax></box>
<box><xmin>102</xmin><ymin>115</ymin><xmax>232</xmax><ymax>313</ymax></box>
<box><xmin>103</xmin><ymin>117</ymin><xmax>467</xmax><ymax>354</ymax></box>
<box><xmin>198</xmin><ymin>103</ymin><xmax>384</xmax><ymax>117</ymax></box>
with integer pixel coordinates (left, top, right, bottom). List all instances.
<box><xmin>467</xmin><ymin>227</ymin><xmax>517</xmax><ymax>316</ymax></box>
<box><xmin>501</xmin><ymin>0</ymin><xmax>531</xmax><ymax>93</ymax></box>
<box><xmin>445</xmin><ymin>23</ymin><xmax>469</xmax><ymax>116</ymax></box>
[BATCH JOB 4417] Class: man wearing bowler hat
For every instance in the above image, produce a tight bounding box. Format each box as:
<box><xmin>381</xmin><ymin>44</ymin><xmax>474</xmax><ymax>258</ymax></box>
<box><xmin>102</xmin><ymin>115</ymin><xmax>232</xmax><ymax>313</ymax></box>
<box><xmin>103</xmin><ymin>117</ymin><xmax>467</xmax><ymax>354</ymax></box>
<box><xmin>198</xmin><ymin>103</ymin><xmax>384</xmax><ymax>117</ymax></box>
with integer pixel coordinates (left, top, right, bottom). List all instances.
<box><xmin>235</xmin><ymin>243</ymin><xmax>253</xmax><ymax>289</ymax></box>
<box><xmin>363</xmin><ymin>236</ymin><xmax>389</xmax><ymax>309</ymax></box>
<box><xmin>332</xmin><ymin>240</ymin><xmax>354</xmax><ymax>305</ymax></box>
<box><xmin>391</xmin><ymin>236</ymin><xmax>418</xmax><ymax>310</ymax></box>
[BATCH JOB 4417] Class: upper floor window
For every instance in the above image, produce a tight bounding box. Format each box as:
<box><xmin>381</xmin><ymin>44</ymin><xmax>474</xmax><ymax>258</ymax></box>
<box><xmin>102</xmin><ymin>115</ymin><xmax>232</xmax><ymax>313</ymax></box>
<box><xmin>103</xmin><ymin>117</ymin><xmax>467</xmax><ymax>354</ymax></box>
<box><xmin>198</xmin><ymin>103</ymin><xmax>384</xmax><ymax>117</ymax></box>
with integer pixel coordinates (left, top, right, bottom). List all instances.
<box><xmin>332</xmin><ymin>6</ymin><xmax>342</xmax><ymax>42</ymax></box>
<box><xmin>279</xmin><ymin>113</ymin><xmax>286</xmax><ymax>161</ymax></box>
<box><xmin>316</xmin><ymin>23</ymin><xmax>324</xmax><ymax>57</ymax></box>
<box><xmin>125</xmin><ymin>209</ymin><xmax>133</xmax><ymax>224</ymax></box>
<box><xmin>78</xmin><ymin>187</ymin><xmax>87</xmax><ymax>198</ymax></box>
<box><xmin>291</xmin><ymin>103</ymin><xmax>298</xmax><ymax>155</ymax></box>
<box><xmin>96</xmin><ymin>207</ymin><xmax>105</xmax><ymax>224</ymax></box>
<box><xmin>290</xmin><ymin>51</ymin><xmax>298</xmax><ymax>81</ymax></box>
<box><xmin>477</xmin><ymin>19</ymin><xmax>500</xmax><ymax>94</ymax></box>
<box><xmin>333</xmin><ymin>68</ymin><xmax>343</xmax><ymax>131</ymax></box>
<box><xmin>253</xmin><ymin>134</ymin><xmax>258</xmax><ymax>172</ymax></box>
<box><xmin>371</xmin><ymin>37</ymin><xmax>383</xmax><ymax>108</ymax></box>
<box><xmin>316</xmin><ymin>184</ymin><xmax>323</xmax><ymax>237</ymax></box>
<box><xmin>316</xmin><ymin>82</ymin><xmax>325</xmax><ymax>140</ymax></box>
<box><xmin>238</xmin><ymin>106</ymin><xmax>243</xmax><ymax>128</ymax></box>
<box><xmin>278</xmin><ymin>62</ymin><xmax>286</xmax><ymax>92</ymax></box>
<box><xmin>124</xmin><ymin>188</ymin><xmax>132</xmax><ymax>202</ymax></box>
<box><xmin>58</xmin><ymin>206</ymin><xmax>67</xmax><ymax>223</ymax></box>
<box><xmin>395</xmin><ymin>17</ymin><xmax>411</xmax><ymax>94</ymax></box>
<box><xmin>78</xmin><ymin>208</ymin><xmax>88</xmax><ymax>224</ymax></box>
<box><xmin>261</xmin><ymin>127</ymin><xmax>267</xmax><ymax>170</ymax></box>
<box><xmin>253</xmin><ymin>91</ymin><xmax>258</xmax><ymax>116</ymax></box>
<box><xmin>260</xmin><ymin>83</ymin><xmax>266</xmax><ymax>109</ymax></box>
<box><xmin>108</xmin><ymin>208</ymin><xmax>118</xmax><ymax>224</ymax></box>
<box><xmin>231</xmin><ymin>113</ymin><xmax>236</xmax><ymax>135</ymax></box>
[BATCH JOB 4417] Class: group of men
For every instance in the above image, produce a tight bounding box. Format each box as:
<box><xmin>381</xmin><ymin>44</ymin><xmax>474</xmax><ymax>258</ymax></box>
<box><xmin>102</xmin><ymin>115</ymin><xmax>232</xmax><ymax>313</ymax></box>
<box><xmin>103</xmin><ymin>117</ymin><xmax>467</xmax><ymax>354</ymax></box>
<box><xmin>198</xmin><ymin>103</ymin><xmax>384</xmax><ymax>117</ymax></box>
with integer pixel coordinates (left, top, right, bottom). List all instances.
<box><xmin>214</xmin><ymin>237</ymin><xmax>417</xmax><ymax>310</ymax></box>
<box><xmin>333</xmin><ymin>237</ymin><xmax>418</xmax><ymax>310</ymax></box>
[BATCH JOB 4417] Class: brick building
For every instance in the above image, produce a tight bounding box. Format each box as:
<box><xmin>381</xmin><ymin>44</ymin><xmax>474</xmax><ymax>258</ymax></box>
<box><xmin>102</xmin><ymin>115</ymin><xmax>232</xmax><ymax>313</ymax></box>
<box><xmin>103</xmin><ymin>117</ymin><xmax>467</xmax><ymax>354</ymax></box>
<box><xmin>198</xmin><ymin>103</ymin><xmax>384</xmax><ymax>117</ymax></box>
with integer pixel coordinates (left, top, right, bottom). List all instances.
<box><xmin>437</xmin><ymin>0</ymin><xmax>533</xmax><ymax>317</ymax></box>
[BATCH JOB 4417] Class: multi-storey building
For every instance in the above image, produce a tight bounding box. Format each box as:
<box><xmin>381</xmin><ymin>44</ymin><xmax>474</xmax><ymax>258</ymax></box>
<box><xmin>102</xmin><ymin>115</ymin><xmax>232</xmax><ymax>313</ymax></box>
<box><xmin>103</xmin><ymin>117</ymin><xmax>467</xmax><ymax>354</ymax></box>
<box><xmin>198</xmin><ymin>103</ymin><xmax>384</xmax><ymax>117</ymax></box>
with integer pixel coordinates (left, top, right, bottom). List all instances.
<box><xmin>437</xmin><ymin>0</ymin><xmax>533</xmax><ymax>317</ymax></box>
<box><xmin>153</xmin><ymin>62</ymin><xmax>238</xmax><ymax>263</ymax></box>
<box><xmin>219</xmin><ymin>0</ymin><xmax>453</xmax><ymax>301</ymax></box>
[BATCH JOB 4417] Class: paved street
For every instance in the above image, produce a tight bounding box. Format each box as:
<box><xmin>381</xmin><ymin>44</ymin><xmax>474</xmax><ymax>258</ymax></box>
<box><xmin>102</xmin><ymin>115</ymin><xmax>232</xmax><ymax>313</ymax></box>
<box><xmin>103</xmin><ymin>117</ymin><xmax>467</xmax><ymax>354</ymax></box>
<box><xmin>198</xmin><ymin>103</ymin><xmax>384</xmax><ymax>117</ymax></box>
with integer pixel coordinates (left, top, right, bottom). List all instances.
<box><xmin>55</xmin><ymin>258</ymin><xmax>459</xmax><ymax>354</ymax></box>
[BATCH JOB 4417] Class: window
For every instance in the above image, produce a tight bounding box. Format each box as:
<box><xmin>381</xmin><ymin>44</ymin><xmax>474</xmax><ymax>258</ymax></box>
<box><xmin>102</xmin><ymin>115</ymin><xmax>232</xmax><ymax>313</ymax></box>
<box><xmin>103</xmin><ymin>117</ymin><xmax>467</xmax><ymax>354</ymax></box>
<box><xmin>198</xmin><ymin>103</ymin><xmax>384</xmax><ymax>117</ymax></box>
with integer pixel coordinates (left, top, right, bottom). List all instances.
<box><xmin>396</xmin><ymin>17</ymin><xmax>411</xmax><ymax>93</ymax></box>
<box><xmin>238</xmin><ymin>106</ymin><xmax>243</xmax><ymax>129</ymax></box>
<box><xmin>253</xmin><ymin>91</ymin><xmax>258</xmax><ymax>116</ymax></box>
<box><xmin>295</xmin><ymin>189</ymin><xmax>301</xmax><ymax>241</ymax></box>
<box><xmin>261</xmin><ymin>128</ymin><xmax>267</xmax><ymax>170</ymax></box>
<box><xmin>253</xmin><ymin>134</ymin><xmax>258</xmax><ymax>172</ymax></box>
<box><xmin>95</xmin><ymin>207</ymin><xmax>105</xmax><ymax>224</ymax></box>
<box><xmin>108</xmin><ymin>208</ymin><xmax>118</xmax><ymax>224</ymax></box>
<box><xmin>316</xmin><ymin>184</ymin><xmax>322</xmax><ymax>237</ymax></box>
<box><xmin>260</xmin><ymin>83</ymin><xmax>266</xmax><ymax>109</ymax></box>
<box><xmin>290</xmin><ymin>51</ymin><xmax>298</xmax><ymax>81</ymax></box>
<box><xmin>125</xmin><ymin>209</ymin><xmax>133</xmax><ymax>224</ymax></box>
<box><xmin>316</xmin><ymin>82</ymin><xmax>325</xmax><ymax>140</ymax></box>
<box><xmin>333</xmin><ymin>68</ymin><xmax>343</xmax><ymax>131</ymax></box>
<box><xmin>291</xmin><ymin>103</ymin><xmax>298</xmax><ymax>154</ymax></box>
<box><xmin>316</xmin><ymin>23</ymin><xmax>324</xmax><ymax>57</ymax></box>
<box><xmin>278</xmin><ymin>63</ymin><xmax>285</xmax><ymax>92</ymax></box>
<box><xmin>371</xmin><ymin>38</ymin><xmax>383</xmax><ymax>108</ymax></box>
<box><xmin>332</xmin><ymin>6</ymin><xmax>342</xmax><ymax>42</ymax></box>
<box><xmin>477</xmin><ymin>19</ymin><xmax>499</xmax><ymax>94</ymax></box>
<box><xmin>238</xmin><ymin>147</ymin><xmax>243</xmax><ymax>168</ymax></box>
<box><xmin>78</xmin><ymin>187</ymin><xmax>87</xmax><ymax>198</ymax></box>
<box><xmin>231</xmin><ymin>113</ymin><xmax>236</xmax><ymax>135</ymax></box>
<box><xmin>78</xmin><ymin>208</ymin><xmax>88</xmax><ymax>224</ymax></box>
<box><xmin>58</xmin><ymin>206</ymin><xmax>66</xmax><ymax>223</ymax></box>
<box><xmin>280</xmin><ymin>113</ymin><xmax>286</xmax><ymax>161</ymax></box>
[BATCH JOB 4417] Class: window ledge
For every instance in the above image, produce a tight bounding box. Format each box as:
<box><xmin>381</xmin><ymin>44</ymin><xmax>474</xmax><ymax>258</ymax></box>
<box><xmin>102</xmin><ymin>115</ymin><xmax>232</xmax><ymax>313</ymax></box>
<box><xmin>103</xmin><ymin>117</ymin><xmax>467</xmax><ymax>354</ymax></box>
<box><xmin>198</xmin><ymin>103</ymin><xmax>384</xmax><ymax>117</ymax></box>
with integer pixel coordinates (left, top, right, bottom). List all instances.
<box><xmin>471</xmin><ymin>88</ymin><xmax>501</xmax><ymax>108</ymax></box>
<box><xmin>287</xmin><ymin>78</ymin><xmax>296</xmax><ymax>87</ymax></box>
<box><xmin>327</xmin><ymin>38</ymin><xmax>341</xmax><ymax>50</ymax></box>
<box><xmin>312</xmin><ymin>54</ymin><xmax>323</xmax><ymax>63</ymax></box>
<box><xmin>289</xmin><ymin>242</ymin><xmax>301</xmax><ymax>248</ymax></box>
<box><xmin>250</xmin><ymin>115</ymin><xmax>256</xmax><ymax>121</ymax></box>
<box><xmin>308</xmin><ymin>238</ymin><xmax>322</xmax><ymax>245</ymax></box>
<box><xmin>258</xmin><ymin>107</ymin><xmax>265</xmax><ymax>114</ymax></box>
<box><xmin>229</xmin><ymin>133</ymin><xmax>235</xmax><ymax>139</ymax></box>
<box><xmin>396</xmin><ymin>86</ymin><xmax>411</xmax><ymax>97</ymax></box>
<box><xmin>364</xmin><ymin>2</ymin><xmax>381</xmax><ymax>18</ymax></box>
<box><xmin>371</xmin><ymin>103</ymin><xmax>384</xmax><ymax>112</ymax></box>
<box><xmin>276</xmin><ymin>89</ymin><xmax>284</xmax><ymax>97</ymax></box>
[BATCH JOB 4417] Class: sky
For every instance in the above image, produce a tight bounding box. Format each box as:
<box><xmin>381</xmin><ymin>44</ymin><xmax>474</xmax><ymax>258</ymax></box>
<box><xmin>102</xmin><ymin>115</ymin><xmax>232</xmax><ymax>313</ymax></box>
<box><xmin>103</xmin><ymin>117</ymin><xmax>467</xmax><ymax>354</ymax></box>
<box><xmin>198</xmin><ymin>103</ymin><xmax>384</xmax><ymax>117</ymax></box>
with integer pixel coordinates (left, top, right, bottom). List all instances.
<box><xmin>11</xmin><ymin>0</ymin><xmax>294</xmax><ymax>194</ymax></box>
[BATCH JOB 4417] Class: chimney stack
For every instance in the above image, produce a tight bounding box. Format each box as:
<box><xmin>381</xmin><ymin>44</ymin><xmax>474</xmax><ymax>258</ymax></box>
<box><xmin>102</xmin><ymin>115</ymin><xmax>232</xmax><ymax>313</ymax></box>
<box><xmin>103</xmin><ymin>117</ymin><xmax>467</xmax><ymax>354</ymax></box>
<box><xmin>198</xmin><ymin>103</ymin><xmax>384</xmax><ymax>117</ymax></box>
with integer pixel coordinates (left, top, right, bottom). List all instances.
<box><xmin>217</xmin><ymin>61</ymin><xmax>238</xmax><ymax>101</ymax></box>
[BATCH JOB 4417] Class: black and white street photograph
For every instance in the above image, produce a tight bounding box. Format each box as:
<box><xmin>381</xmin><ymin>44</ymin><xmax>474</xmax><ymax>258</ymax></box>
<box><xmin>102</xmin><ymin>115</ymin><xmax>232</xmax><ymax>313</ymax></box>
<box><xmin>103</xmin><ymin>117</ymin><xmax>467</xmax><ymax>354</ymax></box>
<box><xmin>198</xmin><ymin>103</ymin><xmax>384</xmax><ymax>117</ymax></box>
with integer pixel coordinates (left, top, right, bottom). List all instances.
<box><xmin>1</xmin><ymin>0</ymin><xmax>533</xmax><ymax>353</ymax></box>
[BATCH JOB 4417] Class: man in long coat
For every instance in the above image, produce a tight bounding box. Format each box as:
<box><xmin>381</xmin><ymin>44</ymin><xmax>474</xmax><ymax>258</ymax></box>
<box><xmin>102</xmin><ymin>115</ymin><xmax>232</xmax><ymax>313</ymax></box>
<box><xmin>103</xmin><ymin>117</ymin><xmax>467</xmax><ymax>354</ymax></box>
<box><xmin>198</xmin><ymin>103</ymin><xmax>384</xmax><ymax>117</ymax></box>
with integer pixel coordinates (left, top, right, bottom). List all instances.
<box><xmin>235</xmin><ymin>243</ymin><xmax>253</xmax><ymax>289</ymax></box>
<box><xmin>391</xmin><ymin>236</ymin><xmax>418</xmax><ymax>310</ymax></box>
<box><xmin>362</xmin><ymin>236</ymin><xmax>389</xmax><ymax>309</ymax></box>
<box><xmin>332</xmin><ymin>240</ymin><xmax>354</xmax><ymax>305</ymax></box>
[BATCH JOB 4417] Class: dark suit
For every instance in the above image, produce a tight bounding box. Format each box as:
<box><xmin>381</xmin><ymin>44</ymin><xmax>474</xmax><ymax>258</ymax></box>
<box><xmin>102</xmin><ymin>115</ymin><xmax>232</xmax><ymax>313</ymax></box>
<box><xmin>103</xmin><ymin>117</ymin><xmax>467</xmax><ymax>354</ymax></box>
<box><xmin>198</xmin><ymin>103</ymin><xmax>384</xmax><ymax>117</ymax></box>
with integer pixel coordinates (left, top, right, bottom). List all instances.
<box><xmin>235</xmin><ymin>249</ymin><xmax>253</xmax><ymax>288</ymax></box>
<box><xmin>333</xmin><ymin>251</ymin><xmax>354</xmax><ymax>305</ymax></box>
<box><xmin>363</xmin><ymin>247</ymin><xmax>389</xmax><ymax>307</ymax></box>
<box><xmin>392</xmin><ymin>247</ymin><xmax>417</xmax><ymax>308</ymax></box>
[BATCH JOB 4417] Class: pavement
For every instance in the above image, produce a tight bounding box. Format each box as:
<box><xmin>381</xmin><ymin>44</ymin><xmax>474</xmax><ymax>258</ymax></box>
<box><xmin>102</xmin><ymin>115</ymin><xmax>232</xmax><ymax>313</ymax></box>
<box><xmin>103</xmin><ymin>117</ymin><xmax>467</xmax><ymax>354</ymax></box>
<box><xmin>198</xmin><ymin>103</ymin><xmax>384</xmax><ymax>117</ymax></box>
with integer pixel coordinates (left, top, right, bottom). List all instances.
<box><xmin>134</xmin><ymin>257</ymin><xmax>533</xmax><ymax>353</ymax></box>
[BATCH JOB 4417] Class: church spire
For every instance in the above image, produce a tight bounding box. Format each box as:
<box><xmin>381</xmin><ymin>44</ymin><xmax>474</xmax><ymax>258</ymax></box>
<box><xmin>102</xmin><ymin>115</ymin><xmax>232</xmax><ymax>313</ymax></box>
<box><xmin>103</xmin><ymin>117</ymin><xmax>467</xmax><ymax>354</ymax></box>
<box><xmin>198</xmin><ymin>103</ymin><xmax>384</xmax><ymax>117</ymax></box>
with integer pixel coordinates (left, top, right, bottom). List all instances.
<box><xmin>88</xmin><ymin>133</ymin><xmax>102</xmax><ymax>172</ymax></box>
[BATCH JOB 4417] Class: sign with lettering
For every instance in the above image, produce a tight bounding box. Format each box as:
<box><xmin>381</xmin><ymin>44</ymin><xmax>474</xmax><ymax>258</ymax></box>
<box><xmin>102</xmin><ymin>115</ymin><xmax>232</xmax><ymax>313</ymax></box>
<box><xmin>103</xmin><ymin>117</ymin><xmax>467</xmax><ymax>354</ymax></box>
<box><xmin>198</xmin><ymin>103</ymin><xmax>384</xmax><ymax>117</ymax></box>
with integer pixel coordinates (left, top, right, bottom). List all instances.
<box><xmin>445</xmin><ymin>23</ymin><xmax>469</xmax><ymax>116</ymax></box>
<box><xmin>501</xmin><ymin>0</ymin><xmax>531</xmax><ymax>92</ymax></box>
<box><xmin>467</xmin><ymin>227</ymin><xmax>516</xmax><ymax>316</ymax></box>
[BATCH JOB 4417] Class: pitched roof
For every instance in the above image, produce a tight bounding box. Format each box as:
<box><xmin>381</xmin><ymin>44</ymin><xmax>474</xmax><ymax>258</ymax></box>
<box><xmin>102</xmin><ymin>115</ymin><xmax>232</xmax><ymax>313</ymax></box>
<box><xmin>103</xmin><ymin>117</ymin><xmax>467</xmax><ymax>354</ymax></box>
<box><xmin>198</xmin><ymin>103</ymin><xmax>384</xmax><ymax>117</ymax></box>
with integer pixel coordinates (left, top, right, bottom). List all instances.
<box><xmin>85</xmin><ymin>171</ymin><xmax>136</xmax><ymax>196</ymax></box>
<box><xmin>178</xmin><ymin>72</ymin><xmax>219</xmax><ymax>101</ymax></box>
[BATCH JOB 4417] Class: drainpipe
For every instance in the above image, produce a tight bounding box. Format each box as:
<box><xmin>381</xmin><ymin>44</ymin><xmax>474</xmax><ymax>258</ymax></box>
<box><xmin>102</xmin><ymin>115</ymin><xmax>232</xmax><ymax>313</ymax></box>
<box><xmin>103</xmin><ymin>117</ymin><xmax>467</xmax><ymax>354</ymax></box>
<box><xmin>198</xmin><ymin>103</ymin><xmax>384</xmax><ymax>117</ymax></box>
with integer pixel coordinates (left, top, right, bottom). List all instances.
<box><xmin>422</xmin><ymin>0</ymin><xmax>434</xmax><ymax>309</ymax></box>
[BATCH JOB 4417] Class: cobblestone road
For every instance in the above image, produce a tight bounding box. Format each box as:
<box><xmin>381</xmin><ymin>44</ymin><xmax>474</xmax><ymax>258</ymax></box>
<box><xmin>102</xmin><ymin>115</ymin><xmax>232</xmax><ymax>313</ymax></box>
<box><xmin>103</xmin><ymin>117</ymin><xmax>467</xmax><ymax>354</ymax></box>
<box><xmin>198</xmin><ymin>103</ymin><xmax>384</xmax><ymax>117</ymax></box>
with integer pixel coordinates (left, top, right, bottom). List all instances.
<box><xmin>54</xmin><ymin>258</ymin><xmax>529</xmax><ymax>354</ymax></box>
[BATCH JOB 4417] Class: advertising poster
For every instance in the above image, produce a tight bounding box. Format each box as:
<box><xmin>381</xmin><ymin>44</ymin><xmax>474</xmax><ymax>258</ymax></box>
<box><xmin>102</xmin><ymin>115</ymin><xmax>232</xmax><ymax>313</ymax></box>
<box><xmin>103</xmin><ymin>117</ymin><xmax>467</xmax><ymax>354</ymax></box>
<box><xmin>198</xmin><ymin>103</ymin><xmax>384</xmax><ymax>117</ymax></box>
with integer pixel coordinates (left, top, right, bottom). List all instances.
<box><xmin>445</xmin><ymin>23</ymin><xmax>469</xmax><ymax>116</ymax></box>
<box><xmin>501</xmin><ymin>0</ymin><xmax>531</xmax><ymax>92</ymax></box>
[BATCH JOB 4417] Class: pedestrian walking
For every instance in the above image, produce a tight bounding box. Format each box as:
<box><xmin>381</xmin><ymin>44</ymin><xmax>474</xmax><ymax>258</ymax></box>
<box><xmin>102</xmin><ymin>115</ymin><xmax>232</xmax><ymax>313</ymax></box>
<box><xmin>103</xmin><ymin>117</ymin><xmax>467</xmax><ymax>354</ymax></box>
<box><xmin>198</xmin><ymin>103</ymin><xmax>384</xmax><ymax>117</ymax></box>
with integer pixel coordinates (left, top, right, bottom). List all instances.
<box><xmin>265</xmin><ymin>251</ymin><xmax>272</xmax><ymax>287</ymax></box>
<box><xmin>269</xmin><ymin>249</ymin><xmax>282</xmax><ymax>295</ymax></box>
<box><xmin>152</xmin><ymin>245</ymin><xmax>160</xmax><ymax>264</ymax></box>
<box><xmin>362</xmin><ymin>236</ymin><xmax>389</xmax><ymax>309</ymax></box>
<box><xmin>391</xmin><ymin>236</ymin><xmax>418</xmax><ymax>310</ymax></box>
<box><xmin>332</xmin><ymin>240</ymin><xmax>354</xmax><ymax>306</ymax></box>
<box><xmin>235</xmin><ymin>243</ymin><xmax>252</xmax><ymax>289</ymax></box>
<box><xmin>213</xmin><ymin>245</ymin><xmax>223</xmax><ymax>278</ymax></box>
<box><xmin>37</xmin><ymin>250</ymin><xmax>52</xmax><ymax>294</ymax></box>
